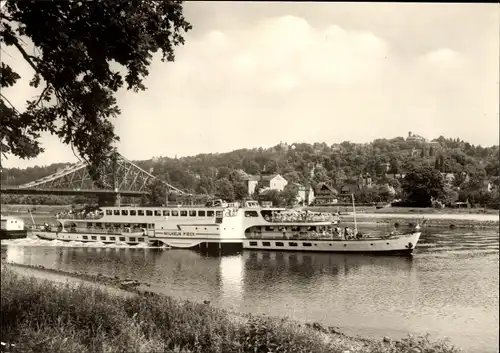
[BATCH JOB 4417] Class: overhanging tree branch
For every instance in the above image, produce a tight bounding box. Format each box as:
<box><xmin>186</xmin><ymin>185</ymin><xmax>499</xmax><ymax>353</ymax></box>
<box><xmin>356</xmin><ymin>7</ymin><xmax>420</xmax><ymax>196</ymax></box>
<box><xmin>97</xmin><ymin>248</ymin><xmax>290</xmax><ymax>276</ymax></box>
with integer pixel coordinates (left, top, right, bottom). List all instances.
<box><xmin>0</xmin><ymin>93</ymin><xmax>20</xmax><ymax>114</ymax></box>
<box><xmin>3</xmin><ymin>31</ymin><xmax>39</xmax><ymax>73</ymax></box>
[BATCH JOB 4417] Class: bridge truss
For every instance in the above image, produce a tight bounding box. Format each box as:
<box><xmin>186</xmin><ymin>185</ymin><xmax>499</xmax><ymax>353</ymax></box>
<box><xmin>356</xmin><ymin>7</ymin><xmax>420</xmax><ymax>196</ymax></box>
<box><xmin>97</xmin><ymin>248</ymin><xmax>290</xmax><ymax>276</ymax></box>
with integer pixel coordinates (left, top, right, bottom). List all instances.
<box><xmin>17</xmin><ymin>153</ymin><xmax>186</xmax><ymax>195</ymax></box>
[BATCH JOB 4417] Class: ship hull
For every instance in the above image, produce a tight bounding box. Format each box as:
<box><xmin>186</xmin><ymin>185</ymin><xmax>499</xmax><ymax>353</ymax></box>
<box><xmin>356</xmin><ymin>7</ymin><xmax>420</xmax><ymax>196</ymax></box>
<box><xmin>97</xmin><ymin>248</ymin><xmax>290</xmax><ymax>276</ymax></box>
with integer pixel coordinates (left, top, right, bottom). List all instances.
<box><xmin>33</xmin><ymin>231</ymin><xmax>149</xmax><ymax>246</ymax></box>
<box><xmin>151</xmin><ymin>236</ymin><xmax>245</xmax><ymax>249</ymax></box>
<box><xmin>0</xmin><ymin>229</ymin><xmax>28</xmax><ymax>240</ymax></box>
<box><xmin>243</xmin><ymin>232</ymin><xmax>421</xmax><ymax>255</ymax></box>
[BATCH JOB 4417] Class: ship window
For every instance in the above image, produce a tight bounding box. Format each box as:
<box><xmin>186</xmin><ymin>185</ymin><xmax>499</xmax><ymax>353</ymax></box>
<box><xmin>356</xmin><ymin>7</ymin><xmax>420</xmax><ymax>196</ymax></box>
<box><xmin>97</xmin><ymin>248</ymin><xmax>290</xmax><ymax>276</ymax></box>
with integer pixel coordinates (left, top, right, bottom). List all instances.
<box><xmin>119</xmin><ymin>237</ymin><xmax>126</xmax><ymax>241</ymax></box>
<box><xmin>245</xmin><ymin>211</ymin><xmax>259</xmax><ymax>217</ymax></box>
<box><xmin>198</xmin><ymin>210</ymin><xmax>206</xmax><ymax>217</ymax></box>
<box><xmin>163</xmin><ymin>210</ymin><xmax>170</xmax><ymax>216</ymax></box>
<box><xmin>82</xmin><ymin>236</ymin><xmax>88</xmax><ymax>240</ymax></box>
<box><xmin>262</xmin><ymin>241</ymin><xmax>271</xmax><ymax>246</ymax></box>
<box><xmin>100</xmin><ymin>236</ymin><xmax>106</xmax><ymax>241</ymax></box>
<box><xmin>154</xmin><ymin>210</ymin><xmax>161</xmax><ymax>216</ymax></box>
<box><xmin>207</xmin><ymin>211</ymin><xmax>214</xmax><ymax>217</ymax></box>
<box><xmin>171</xmin><ymin>210</ymin><xmax>179</xmax><ymax>216</ymax></box>
<box><xmin>275</xmin><ymin>242</ymin><xmax>284</xmax><ymax>246</ymax></box>
<box><xmin>106</xmin><ymin>210</ymin><xmax>112</xmax><ymax>215</ymax></box>
<box><xmin>130</xmin><ymin>210</ymin><xmax>136</xmax><ymax>216</ymax></box>
<box><xmin>146</xmin><ymin>210</ymin><xmax>153</xmax><ymax>216</ymax></box>
<box><xmin>180</xmin><ymin>210</ymin><xmax>187</xmax><ymax>217</ymax></box>
<box><xmin>189</xmin><ymin>210</ymin><xmax>196</xmax><ymax>217</ymax></box>
<box><xmin>114</xmin><ymin>210</ymin><xmax>120</xmax><ymax>216</ymax></box>
<box><xmin>91</xmin><ymin>236</ymin><xmax>97</xmax><ymax>240</ymax></box>
<box><xmin>121</xmin><ymin>210</ymin><xmax>128</xmax><ymax>216</ymax></box>
<box><xmin>138</xmin><ymin>210</ymin><xmax>144</xmax><ymax>216</ymax></box>
<box><xmin>138</xmin><ymin>237</ymin><xmax>144</xmax><ymax>242</ymax></box>
<box><xmin>130</xmin><ymin>237</ymin><xmax>136</xmax><ymax>242</ymax></box>
<box><xmin>216</xmin><ymin>211</ymin><xmax>222</xmax><ymax>217</ymax></box>
<box><xmin>110</xmin><ymin>237</ymin><xmax>116</xmax><ymax>241</ymax></box>
<box><xmin>249</xmin><ymin>241</ymin><xmax>258</xmax><ymax>246</ymax></box>
<box><xmin>303</xmin><ymin>242</ymin><xmax>312</xmax><ymax>247</ymax></box>
<box><xmin>289</xmin><ymin>242</ymin><xmax>298</xmax><ymax>247</ymax></box>
<box><xmin>265</xmin><ymin>226</ymin><xmax>274</xmax><ymax>231</ymax></box>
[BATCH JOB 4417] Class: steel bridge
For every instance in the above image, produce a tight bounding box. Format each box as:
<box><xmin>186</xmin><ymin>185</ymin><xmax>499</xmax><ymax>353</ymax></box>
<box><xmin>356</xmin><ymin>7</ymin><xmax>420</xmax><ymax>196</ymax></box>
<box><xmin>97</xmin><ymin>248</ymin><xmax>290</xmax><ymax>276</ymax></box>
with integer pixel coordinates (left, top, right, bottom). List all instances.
<box><xmin>1</xmin><ymin>152</ymin><xmax>186</xmax><ymax>205</ymax></box>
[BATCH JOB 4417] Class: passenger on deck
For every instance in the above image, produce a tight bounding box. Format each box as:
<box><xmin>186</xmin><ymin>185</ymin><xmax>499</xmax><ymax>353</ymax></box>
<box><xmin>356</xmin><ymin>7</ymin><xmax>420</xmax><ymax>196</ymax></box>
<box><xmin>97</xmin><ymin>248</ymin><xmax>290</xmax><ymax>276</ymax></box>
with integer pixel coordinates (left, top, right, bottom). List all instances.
<box><xmin>344</xmin><ymin>227</ymin><xmax>351</xmax><ymax>240</ymax></box>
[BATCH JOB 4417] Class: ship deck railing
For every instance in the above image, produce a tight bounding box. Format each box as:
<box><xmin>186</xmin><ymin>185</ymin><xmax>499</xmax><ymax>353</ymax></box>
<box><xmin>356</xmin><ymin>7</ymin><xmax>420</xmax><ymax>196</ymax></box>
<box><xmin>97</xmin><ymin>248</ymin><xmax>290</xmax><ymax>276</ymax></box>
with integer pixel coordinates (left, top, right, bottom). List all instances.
<box><xmin>56</xmin><ymin>214</ymin><xmax>104</xmax><ymax>220</ymax></box>
<box><xmin>245</xmin><ymin>232</ymin><xmax>413</xmax><ymax>241</ymax></box>
<box><xmin>266</xmin><ymin>216</ymin><xmax>337</xmax><ymax>223</ymax></box>
<box><xmin>37</xmin><ymin>226</ymin><xmax>146</xmax><ymax>236</ymax></box>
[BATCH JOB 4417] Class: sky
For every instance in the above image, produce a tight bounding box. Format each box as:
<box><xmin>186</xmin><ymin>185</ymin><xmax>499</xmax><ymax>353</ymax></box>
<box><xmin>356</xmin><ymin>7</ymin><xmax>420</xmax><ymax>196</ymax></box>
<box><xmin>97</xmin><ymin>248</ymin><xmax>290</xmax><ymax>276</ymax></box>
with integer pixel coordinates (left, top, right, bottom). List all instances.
<box><xmin>1</xmin><ymin>2</ymin><xmax>499</xmax><ymax>169</ymax></box>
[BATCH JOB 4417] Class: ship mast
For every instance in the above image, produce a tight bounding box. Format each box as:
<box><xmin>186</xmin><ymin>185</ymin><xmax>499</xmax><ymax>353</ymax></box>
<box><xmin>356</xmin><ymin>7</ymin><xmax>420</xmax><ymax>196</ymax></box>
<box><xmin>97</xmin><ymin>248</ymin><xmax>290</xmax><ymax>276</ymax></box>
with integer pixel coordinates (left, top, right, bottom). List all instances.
<box><xmin>351</xmin><ymin>193</ymin><xmax>358</xmax><ymax>235</ymax></box>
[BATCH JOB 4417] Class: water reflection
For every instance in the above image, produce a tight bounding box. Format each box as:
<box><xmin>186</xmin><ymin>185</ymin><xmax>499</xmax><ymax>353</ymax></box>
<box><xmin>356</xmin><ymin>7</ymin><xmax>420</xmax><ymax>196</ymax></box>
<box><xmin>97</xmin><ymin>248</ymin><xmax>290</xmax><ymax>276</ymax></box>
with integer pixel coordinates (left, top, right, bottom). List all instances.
<box><xmin>1</xmin><ymin>226</ymin><xmax>498</xmax><ymax>353</ymax></box>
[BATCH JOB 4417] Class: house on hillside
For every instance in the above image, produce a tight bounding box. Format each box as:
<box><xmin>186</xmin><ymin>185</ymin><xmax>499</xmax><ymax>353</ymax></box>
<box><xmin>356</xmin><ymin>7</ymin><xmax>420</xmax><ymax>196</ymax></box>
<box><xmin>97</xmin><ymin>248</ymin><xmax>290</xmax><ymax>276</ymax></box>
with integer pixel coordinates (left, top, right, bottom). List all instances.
<box><xmin>440</xmin><ymin>173</ymin><xmax>455</xmax><ymax>187</ymax></box>
<box><xmin>358</xmin><ymin>173</ymin><xmax>373</xmax><ymax>188</ymax></box>
<box><xmin>339</xmin><ymin>184</ymin><xmax>359</xmax><ymax>202</ymax></box>
<box><xmin>292</xmin><ymin>183</ymin><xmax>315</xmax><ymax>205</ymax></box>
<box><xmin>386</xmin><ymin>173</ymin><xmax>406</xmax><ymax>180</ymax></box>
<box><xmin>313</xmin><ymin>182</ymin><xmax>338</xmax><ymax>205</ymax></box>
<box><xmin>242</xmin><ymin>174</ymin><xmax>288</xmax><ymax>196</ymax></box>
<box><xmin>230</xmin><ymin>169</ymin><xmax>250</xmax><ymax>181</ymax></box>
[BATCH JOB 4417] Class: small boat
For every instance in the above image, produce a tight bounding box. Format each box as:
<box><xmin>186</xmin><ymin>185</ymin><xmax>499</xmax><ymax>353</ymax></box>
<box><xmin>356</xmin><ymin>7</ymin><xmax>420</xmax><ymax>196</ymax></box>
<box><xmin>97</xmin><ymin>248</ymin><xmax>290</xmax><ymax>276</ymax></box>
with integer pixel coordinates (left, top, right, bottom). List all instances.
<box><xmin>243</xmin><ymin>194</ymin><xmax>422</xmax><ymax>255</ymax></box>
<box><xmin>1</xmin><ymin>215</ymin><xmax>28</xmax><ymax>240</ymax></box>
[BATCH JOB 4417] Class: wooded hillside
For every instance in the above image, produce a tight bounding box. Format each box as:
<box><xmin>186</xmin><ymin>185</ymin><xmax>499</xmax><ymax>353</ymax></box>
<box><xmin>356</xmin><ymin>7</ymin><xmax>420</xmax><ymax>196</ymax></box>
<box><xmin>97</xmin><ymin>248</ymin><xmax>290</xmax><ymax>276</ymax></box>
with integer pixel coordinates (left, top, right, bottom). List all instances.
<box><xmin>1</xmin><ymin>135</ymin><xmax>499</xmax><ymax>207</ymax></box>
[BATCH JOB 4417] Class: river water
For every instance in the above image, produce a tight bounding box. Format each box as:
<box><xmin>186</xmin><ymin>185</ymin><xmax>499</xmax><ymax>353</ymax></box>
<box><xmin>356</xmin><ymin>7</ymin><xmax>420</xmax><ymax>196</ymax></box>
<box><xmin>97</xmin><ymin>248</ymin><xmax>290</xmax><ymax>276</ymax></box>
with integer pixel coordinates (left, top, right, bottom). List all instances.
<box><xmin>1</xmin><ymin>224</ymin><xmax>498</xmax><ymax>352</ymax></box>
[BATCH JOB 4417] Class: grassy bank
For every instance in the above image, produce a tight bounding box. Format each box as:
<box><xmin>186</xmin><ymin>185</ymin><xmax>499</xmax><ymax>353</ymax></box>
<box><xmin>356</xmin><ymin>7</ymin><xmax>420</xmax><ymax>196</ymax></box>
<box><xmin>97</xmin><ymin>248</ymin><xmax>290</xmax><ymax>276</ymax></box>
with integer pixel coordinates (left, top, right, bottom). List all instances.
<box><xmin>0</xmin><ymin>266</ymin><xmax>460</xmax><ymax>353</ymax></box>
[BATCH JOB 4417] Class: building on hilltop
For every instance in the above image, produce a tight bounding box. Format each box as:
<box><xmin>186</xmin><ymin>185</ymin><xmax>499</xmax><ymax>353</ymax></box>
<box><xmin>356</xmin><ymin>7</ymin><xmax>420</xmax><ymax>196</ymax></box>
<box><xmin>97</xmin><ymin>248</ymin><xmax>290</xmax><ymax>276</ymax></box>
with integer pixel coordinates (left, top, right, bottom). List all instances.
<box><xmin>406</xmin><ymin>131</ymin><xmax>427</xmax><ymax>143</ymax></box>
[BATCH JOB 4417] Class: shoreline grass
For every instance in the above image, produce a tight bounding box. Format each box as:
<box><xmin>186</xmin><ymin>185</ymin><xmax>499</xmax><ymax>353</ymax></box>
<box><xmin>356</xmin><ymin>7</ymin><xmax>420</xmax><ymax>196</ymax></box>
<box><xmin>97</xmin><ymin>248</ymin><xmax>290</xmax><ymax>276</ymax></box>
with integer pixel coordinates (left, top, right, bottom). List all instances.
<box><xmin>1</xmin><ymin>265</ymin><xmax>461</xmax><ymax>353</ymax></box>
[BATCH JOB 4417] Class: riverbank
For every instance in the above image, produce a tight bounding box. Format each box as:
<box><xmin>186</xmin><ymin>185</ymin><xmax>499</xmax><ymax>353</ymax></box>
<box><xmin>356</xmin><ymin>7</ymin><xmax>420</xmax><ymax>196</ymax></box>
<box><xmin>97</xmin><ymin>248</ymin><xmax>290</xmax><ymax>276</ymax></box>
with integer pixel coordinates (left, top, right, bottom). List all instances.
<box><xmin>309</xmin><ymin>206</ymin><xmax>499</xmax><ymax>229</ymax></box>
<box><xmin>309</xmin><ymin>206</ymin><xmax>499</xmax><ymax>215</ymax></box>
<box><xmin>1</xmin><ymin>263</ymin><xmax>461</xmax><ymax>353</ymax></box>
<box><xmin>341</xmin><ymin>214</ymin><xmax>499</xmax><ymax>229</ymax></box>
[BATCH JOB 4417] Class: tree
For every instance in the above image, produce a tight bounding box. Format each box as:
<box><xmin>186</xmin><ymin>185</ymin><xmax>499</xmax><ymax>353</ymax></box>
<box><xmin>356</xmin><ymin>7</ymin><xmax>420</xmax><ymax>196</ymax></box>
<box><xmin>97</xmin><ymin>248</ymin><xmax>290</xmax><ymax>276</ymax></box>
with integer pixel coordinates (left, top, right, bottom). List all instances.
<box><xmin>0</xmin><ymin>0</ymin><xmax>191</xmax><ymax>175</ymax></box>
<box><xmin>259</xmin><ymin>189</ymin><xmax>283</xmax><ymax>207</ymax></box>
<box><xmin>376</xmin><ymin>184</ymin><xmax>394</xmax><ymax>203</ymax></box>
<box><xmin>434</xmin><ymin>157</ymin><xmax>440</xmax><ymax>171</ymax></box>
<box><xmin>141</xmin><ymin>178</ymin><xmax>167</xmax><ymax>206</ymax></box>
<box><xmin>441</xmin><ymin>187</ymin><xmax>459</xmax><ymax>206</ymax></box>
<box><xmin>281</xmin><ymin>184</ymin><xmax>299</xmax><ymax>206</ymax></box>
<box><xmin>388</xmin><ymin>158</ymin><xmax>400</xmax><ymax>174</ymax></box>
<box><xmin>401</xmin><ymin>166</ymin><xmax>445</xmax><ymax>207</ymax></box>
<box><xmin>215</xmin><ymin>178</ymin><xmax>234</xmax><ymax>201</ymax></box>
<box><xmin>217</xmin><ymin>167</ymin><xmax>231</xmax><ymax>180</ymax></box>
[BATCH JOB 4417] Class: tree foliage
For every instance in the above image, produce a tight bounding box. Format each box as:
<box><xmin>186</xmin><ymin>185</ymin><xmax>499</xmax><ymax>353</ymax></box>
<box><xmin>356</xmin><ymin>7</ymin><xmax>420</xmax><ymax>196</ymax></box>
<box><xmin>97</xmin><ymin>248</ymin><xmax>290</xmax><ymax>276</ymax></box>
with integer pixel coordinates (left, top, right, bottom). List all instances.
<box><xmin>0</xmin><ymin>0</ymin><xmax>191</xmax><ymax>174</ymax></box>
<box><xmin>402</xmin><ymin>166</ymin><xmax>445</xmax><ymax>207</ymax></box>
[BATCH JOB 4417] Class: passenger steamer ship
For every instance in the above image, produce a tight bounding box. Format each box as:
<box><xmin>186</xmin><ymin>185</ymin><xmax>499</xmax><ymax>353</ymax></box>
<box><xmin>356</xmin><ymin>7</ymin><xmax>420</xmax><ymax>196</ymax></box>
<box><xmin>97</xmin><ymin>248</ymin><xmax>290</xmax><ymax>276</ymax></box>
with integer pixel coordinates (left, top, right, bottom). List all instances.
<box><xmin>33</xmin><ymin>198</ymin><xmax>422</xmax><ymax>254</ymax></box>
